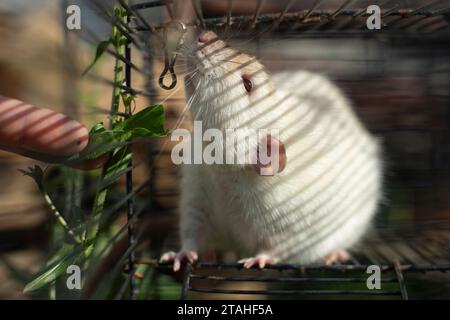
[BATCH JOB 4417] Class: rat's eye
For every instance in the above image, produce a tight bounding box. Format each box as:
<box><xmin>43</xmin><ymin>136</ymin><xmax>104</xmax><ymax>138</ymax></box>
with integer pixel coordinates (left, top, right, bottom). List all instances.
<box><xmin>242</xmin><ymin>76</ymin><xmax>253</xmax><ymax>93</ymax></box>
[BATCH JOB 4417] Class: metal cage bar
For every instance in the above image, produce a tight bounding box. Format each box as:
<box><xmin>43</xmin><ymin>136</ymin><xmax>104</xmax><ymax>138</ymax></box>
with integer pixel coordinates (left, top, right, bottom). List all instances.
<box><xmin>393</xmin><ymin>261</ymin><xmax>409</xmax><ymax>300</ymax></box>
<box><xmin>176</xmin><ymin>263</ymin><xmax>449</xmax><ymax>299</ymax></box>
<box><xmin>111</xmin><ymin>0</ymin><xmax>450</xmax><ymax>300</ymax></box>
<box><xmin>129</xmin><ymin>0</ymin><xmax>450</xmax><ymax>34</ymax></box>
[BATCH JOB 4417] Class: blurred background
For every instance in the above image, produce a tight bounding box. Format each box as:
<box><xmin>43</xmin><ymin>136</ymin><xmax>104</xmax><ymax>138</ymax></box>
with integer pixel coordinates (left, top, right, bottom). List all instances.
<box><xmin>0</xmin><ymin>0</ymin><xmax>449</xmax><ymax>299</ymax></box>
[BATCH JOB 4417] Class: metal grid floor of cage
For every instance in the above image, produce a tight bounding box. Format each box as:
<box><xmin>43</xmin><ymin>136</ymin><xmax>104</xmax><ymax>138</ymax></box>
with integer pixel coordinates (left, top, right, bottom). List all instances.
<box><xmin>94</xmin><ymin>0</ymin><xmax>450</xmax><ymax>299</ymax></box>
<box><xmin>132</xmin><ymin>222</ymin><xmax>450</xmax><ymax>299</ymax></box>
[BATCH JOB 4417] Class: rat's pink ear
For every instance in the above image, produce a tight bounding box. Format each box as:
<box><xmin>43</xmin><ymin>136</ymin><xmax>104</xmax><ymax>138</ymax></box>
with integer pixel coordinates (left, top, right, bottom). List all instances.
<box><xmin>252</xmin><ymin>134</ymin><xmax>287</xmax><ymax>176</ymax></box>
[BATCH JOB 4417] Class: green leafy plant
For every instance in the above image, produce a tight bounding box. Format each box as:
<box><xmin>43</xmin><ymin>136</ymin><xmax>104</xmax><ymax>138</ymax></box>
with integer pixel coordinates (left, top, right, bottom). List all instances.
<box><xmin>19</xmin><ymin>4</ymin><xmax>173</xmax><ymax>298</ymax></box>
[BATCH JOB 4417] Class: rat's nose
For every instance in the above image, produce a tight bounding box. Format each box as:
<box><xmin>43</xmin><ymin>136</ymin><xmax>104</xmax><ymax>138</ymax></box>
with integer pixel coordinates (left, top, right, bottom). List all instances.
<box><xmin>197</xmin><ymin>31</ymin><xmax>216</xmax><ymax>44</ymax></box>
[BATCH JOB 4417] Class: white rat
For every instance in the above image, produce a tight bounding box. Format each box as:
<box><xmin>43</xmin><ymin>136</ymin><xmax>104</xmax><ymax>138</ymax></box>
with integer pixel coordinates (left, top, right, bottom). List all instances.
<box><xmin>161</xmin><ymin>31</ymin><xmax>382</xmax><ymax>270</ymax></box>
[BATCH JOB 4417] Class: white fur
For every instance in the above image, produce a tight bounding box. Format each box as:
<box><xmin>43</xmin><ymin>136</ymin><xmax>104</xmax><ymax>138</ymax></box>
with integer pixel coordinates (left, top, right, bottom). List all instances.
<box><xmin>179</xmin><ymin>38</ymin><xmax>382</xmax><ymax>263</ymax></box>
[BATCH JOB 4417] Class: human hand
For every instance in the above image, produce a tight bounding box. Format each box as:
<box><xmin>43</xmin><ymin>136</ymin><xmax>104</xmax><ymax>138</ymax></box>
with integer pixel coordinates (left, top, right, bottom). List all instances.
<box><xmin>0</xmin><ymin>95</ymin><xmax>106</xmax><ymax>170</ymax></box>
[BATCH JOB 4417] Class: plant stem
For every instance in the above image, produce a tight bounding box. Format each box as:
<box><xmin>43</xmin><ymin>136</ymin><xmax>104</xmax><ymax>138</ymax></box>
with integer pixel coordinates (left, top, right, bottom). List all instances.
<box><xmin>42</xmin><ymin>192</ymin><xmax>82</xmax><ymax>244</ymax></box>
<box><xmin>109</xmin><ymin>26</ymin><xmax>124</xmax><ymax>127</ymax></box>
<box><xmin>86</xmin><ymin>6</ymin><xmax>126</xmax><ymax>243</ymax></box>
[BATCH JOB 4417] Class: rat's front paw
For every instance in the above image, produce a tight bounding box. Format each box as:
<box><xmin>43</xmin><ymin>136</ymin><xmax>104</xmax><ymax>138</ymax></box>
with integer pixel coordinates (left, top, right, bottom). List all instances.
<box><xmin>324</xmin><ymin>249</ymin><xmax>351</xmax><ymax>265</ymax></box>
<box><xmin>160</xmin><ymin>250</ymin><xmax>198</xmax><ymax>272</ymax></box>
<box><xmin>238</xmin><ymin>254</ymin><xmax>277</xmax><ymax>269</ymax></box>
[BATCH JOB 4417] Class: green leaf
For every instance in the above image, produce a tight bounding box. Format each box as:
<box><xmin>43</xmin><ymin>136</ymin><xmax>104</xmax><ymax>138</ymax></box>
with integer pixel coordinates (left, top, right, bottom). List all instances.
<box><xmin>68</xmin><ymin>123</ymin><xmax>122</xmax><ymax>162</ymax></box>
<box><xmin>114</xmin><ymin>6</ymin><xmax>127</xmax><ymax>19</ymax></box>
<box><xmin>45</xmin><ymin>244</ymin><xmax>77</xmax><ymax>268</ymax></box>
<box><xmin>115</xmin><ymin>104</ymin><xmax>167</xmax><ymax>137</ymax></box>
<box><xmin>23</xmin><ymin>245</ymin><xmax>83</xmax><ymax>293</ymax></box>
<box><xmin>82</xmin><ymin>40</ymin><xmax>111</xmax><ymax>76</ymax></box>
<box><xmin>90</xmin><ymin>122</ymin><xmax>107</xmax><ymax>135</ymax></box>
<box><xmin>80</xmin><ymin>123</ymin><xmax>116</xmax><ymax>160</ymax></box>
<box><xmin>106</xmin><ymin>147</ymin><xmax>132</xmax><ymax>176</ymax></box>
<box><xmin>67</xmin><ymin>105</ymin><xmax>166</xmax><ymax>168</ymax></box>
<box><xmin>121</xmin><ymin>93</ymin><xmax>135</xmax><ymax>108</ymax></box>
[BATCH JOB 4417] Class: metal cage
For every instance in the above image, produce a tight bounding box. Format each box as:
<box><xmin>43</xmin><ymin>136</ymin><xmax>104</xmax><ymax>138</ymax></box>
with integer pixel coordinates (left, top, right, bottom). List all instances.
<box><xmin>90</xmin><ymin>0</ymin><xmax>450</xmax><ymax>300</ymax></box>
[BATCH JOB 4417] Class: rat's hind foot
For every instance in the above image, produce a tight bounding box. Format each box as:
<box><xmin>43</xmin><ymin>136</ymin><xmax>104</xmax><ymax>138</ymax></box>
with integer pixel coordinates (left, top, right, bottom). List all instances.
<box><xmin>238</xmin><ymin>254</ymin><xmax>277</xmax><ymax>269</ymax></box>
<box><xmin>324</xmin><ymin>249</ymin><xmax>351</xmax><ymax>265</ymax></box>
<box><xmin>160</xmin><ymin>250</ymin><xmax>198</xmax><ymax>272</ymax></box>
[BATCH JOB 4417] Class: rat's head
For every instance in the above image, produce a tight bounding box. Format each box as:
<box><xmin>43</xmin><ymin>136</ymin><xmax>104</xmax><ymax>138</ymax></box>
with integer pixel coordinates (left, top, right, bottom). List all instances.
<box><xmin>181</xmin><ymin>30</ymin><xmax>286</xmax><ymax>175</ymax></box>
<box><xmin>185</xmin><ymin>30</ymin><xmax>276</xmax><ymax>129</ymax></box>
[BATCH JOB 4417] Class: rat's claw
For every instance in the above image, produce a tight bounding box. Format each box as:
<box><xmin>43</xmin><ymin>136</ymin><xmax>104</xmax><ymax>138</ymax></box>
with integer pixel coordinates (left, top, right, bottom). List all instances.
<box><xmin>238</xmin><ymin>254</ymin><xmax>276</xmax><ymax>269</ymax></box>
<box><xmin>160</xmin><ymin>250</ymin><xmax>198</xmax><ymax>272</ymax></box>
<box><xmin>160</xmin><ymin>251</ymin><xmax>177</xmax><ymax>263</ymax></box>
<box><xmin>174</xmin><ymin>250</ymin><xmax>198</xmax><ymax>272</ymax></box>
<box><xmin>324</xmin><ymin>249</ymin><xmax>351</xmax><ymax>265</ymax></box>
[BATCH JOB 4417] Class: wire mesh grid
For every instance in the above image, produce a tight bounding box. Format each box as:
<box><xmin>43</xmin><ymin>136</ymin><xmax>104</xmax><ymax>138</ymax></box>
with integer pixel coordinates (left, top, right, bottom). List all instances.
<box><xmin>132</xmin><ymin>0</ymin><xmax>450</xmax><ymax>34</ymax></box>
<box><xmin>131</xmin><ymin>221</ymin><xmax>450</xmax><ymax>299</ymax></box>
<box><xmin>98</xmin><ymin>0</ymin><xmax>450</xmax><ymax>300</ymax></box>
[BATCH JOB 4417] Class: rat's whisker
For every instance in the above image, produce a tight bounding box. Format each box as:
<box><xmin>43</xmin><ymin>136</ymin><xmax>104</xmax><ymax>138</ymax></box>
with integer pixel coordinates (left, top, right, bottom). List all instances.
<box><xmin>145</xmin><ymin>71</ymin><xmax>200</xmax><ymax>170</ymax></box>
<box><xmin>173</xmin><ymin>72</ymin><xmax>202</xmax><ymax>130</ymax></box>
